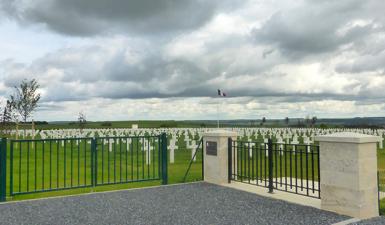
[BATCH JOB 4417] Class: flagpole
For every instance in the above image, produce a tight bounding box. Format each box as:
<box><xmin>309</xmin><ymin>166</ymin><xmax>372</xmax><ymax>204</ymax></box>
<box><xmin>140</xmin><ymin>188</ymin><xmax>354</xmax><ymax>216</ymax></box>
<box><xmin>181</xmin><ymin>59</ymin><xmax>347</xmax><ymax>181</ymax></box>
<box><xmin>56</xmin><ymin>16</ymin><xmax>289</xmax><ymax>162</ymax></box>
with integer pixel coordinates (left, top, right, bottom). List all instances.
<box><xmin>216</xmin><ymin>89</ymin><xmax>225</xmax><ymax>129</ymax></box>
<box><xmin>217</xmin><ymin>101</ymin><xmax>219</xmax><ymax>128</ymax></box>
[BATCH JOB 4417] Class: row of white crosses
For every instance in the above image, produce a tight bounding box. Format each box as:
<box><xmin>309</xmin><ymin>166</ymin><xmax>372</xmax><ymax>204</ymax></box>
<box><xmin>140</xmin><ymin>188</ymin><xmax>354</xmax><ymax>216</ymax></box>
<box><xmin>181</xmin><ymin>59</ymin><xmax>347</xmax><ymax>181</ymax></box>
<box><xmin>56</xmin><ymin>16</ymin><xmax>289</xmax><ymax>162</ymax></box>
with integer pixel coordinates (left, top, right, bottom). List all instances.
<box><xmin>13</xmin><ymin>127</ymin><xmax>385</xmax><ymax>143</ymax></box>
<box><xmin>14</xmin><ymin>127</ymin><xmax>385</xmax><ymax>145</ymax></box>
<box><xmin>9</xmin><ymin>127</ymin><xmax>385</xmax><ymax>163</ymax></box>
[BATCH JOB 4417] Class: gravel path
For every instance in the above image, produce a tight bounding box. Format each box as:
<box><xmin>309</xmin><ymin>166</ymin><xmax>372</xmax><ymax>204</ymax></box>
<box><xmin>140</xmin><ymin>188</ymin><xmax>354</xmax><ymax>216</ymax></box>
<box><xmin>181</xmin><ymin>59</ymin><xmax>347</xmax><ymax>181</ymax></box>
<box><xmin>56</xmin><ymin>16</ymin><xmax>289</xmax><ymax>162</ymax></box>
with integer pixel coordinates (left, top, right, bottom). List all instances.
<box><xmin>0</xmin><ymin>182</ymin><xmax>350</xmax><ymax>225</ymax></box>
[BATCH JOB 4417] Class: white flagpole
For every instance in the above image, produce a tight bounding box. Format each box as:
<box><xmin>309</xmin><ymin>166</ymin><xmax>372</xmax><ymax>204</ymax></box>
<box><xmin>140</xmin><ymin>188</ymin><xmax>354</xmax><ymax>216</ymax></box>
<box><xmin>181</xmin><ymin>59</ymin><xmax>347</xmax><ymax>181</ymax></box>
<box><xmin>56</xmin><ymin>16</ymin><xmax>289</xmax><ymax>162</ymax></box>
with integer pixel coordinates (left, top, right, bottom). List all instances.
<box><xmin>217</xmin><ymin>101</ymin><xmax>219</xmax><ymax>128</ymax></box>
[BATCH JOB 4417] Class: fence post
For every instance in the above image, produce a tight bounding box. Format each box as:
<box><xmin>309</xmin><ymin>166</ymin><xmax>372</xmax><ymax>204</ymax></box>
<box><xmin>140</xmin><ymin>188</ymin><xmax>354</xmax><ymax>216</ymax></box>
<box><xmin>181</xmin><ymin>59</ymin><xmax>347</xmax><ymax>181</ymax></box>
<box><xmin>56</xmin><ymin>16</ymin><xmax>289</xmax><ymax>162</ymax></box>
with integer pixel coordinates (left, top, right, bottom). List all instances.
<box><xmin>161</xmin><ymin>133</ymin><xmax>168</xmax><ymax>185</ymax></box>
<box><xmin>91</xmin><ymin>138</ymin><xmax>96</xmax><ymax>187</ymax></box>
<box><xmin>315</xmin><ymin>132</ymin><xmax>380</xmax><ymax>219</ymax></box>
<box><xmin>268</xmin><ymin>138</ymin><xmax>274</xmax><ymax>194</ymax></box>
<box><xmin>228</xmin><ymin>138</ymin><xmax>232</xmax><ymax>183</ymax></box>
<box><xmin>0</xmin><ymin>138</ymin><xmax>6</xmax><ymax>202</ymax></box>
<box><xmin>203</xmin><ymin>130</ymin><xmax>237</xmax><ymax>184</ymax></box>
<box><xmin>201</xmin><ymin>139</ymin><xmax>204</xmax><ymax>180</ymax></box>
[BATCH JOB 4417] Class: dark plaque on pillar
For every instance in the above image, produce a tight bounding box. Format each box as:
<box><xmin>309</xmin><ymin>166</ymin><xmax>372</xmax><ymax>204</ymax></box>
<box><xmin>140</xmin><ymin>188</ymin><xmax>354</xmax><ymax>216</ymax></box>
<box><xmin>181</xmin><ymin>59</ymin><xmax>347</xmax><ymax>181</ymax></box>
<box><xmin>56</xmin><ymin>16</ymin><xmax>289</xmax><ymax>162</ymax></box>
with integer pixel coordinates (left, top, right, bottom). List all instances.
<box><xmin>206</xmin><ymin>141</ymin><xmax>217</xmax><ymax>156</ymax></box>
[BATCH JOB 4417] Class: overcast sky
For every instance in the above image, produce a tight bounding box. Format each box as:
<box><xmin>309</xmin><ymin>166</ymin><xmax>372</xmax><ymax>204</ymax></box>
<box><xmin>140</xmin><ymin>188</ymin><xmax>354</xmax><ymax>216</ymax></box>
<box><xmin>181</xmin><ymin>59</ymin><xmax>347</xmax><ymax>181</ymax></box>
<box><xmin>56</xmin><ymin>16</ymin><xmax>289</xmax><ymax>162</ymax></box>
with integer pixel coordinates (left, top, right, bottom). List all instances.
<box><xmin>0</xmin><ymin>0</ymin><xmax>384</xmax><ymax>121</ymax></box>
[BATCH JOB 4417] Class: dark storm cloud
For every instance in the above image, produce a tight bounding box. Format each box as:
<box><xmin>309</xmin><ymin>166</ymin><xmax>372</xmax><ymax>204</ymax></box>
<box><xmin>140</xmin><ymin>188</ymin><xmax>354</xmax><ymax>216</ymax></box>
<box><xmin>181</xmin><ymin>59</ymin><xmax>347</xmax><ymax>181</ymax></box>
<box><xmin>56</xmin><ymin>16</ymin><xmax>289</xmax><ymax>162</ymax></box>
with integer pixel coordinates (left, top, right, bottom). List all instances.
<box><xmin>0</xmin><ymin>0</ymin><xmax>239</xmax><ymax>36</ymax></box>
<box><xmin>1</xmin><ymin>0</ymin><xmax>385</xmax><ymax>111</ymax></box>
<box><xmin>335</xmin><ymin>51</ymin><xmax>385</xmax><ymax>74</ymax></box>
<box><xmin>252</xmin><ymin>0</ymin><xmax>385</xmax><ymax>60</ymax></box>
<box><xmin>0</xmin><ymin>38</ymin><xmax>379</xmax><ymax>104</ymax></box>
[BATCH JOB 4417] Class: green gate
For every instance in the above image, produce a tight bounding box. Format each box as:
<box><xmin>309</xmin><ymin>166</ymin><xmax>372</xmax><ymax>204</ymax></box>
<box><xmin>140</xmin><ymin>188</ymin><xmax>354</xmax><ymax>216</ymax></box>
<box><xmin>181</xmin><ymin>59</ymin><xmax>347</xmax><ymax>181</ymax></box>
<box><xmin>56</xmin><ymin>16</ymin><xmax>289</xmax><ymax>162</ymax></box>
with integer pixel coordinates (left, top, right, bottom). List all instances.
<box><xmin>0</xmin><ymin>138</ymin><xmax>6</xmax><ymax>201</ymax></box>
<box><xmin>7</xmin><ymin>134</ymin><xmax>168</xmax><ymax>198</ymax></box>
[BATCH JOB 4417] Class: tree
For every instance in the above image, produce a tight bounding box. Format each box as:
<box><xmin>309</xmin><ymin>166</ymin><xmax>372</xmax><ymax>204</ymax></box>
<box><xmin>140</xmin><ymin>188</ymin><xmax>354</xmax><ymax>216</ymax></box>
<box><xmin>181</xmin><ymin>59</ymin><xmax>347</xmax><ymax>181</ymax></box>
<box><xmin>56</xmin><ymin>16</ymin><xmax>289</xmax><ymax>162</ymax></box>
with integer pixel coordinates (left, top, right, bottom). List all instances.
<box><xmin>297</xmin><ymin>119</ymin><xmax>305</xmax><ymax>127</ymax></box>
<box><xmin>78</xmin><ymin>112</ymin><xmax>87</xmax><ymax>132</ymax></box>
<box><xmin>311</xmin><ymin>116</ymin><xmax>317</xmax><ymax>127</ymax></box>
<box><xmin>10</xmin><ymin>79</ymin><xmax>41</xmax><ymax>123</ymax></box>
<box><xmin>260</xmin><ymin>117</ymin><xmax>266</xmax><ymax>126</ymax></box>
<box><xmin>285</xmin><ymin>117</ymin><xmax>289</xmax><ymax>126</ymax></box>
<box><xmin>0</xmin><ymin>100</ymin><xmax>16</xmax><ymax>135</ymax></box>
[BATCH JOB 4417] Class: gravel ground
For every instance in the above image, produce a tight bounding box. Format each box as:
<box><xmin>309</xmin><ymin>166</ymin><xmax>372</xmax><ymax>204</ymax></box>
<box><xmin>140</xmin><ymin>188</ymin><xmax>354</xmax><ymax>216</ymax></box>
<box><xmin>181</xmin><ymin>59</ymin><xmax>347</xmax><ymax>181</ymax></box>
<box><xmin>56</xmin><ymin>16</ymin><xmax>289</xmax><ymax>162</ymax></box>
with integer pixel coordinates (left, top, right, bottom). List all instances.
<box><xmin>0</xmin><ymin>182</ymin><xmax>350</xmax><ymax>225</ymax></box>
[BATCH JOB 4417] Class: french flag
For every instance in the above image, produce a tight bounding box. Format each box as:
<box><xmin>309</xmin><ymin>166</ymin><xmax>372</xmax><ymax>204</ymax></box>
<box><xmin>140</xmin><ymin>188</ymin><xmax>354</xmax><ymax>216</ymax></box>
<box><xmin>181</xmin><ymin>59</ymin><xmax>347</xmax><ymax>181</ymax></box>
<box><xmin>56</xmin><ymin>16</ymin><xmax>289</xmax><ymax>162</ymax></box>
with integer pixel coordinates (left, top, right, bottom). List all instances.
<box><xmin>217</xmin><ymin>89</ymin><xmax>227</xmax><ymax>97</ymax></box>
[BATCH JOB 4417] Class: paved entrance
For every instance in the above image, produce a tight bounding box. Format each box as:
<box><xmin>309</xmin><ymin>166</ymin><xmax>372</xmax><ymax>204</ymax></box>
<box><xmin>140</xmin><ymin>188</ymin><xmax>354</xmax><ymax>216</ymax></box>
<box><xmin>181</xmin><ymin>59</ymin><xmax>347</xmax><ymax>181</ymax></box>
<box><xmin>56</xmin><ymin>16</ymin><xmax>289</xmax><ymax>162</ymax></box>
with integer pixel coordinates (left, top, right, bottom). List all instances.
<box><xmin>0</xmin><ymin>182</ymin><xmax>351</xmax><ymax>225</ymax></box>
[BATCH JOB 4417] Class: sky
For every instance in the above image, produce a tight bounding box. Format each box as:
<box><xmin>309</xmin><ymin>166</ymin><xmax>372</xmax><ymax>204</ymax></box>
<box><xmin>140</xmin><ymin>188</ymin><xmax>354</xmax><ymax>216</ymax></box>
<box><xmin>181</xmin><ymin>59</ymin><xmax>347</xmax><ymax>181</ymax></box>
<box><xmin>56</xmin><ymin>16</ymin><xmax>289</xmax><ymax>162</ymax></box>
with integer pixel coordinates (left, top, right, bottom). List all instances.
<box><xmin>0</xmin><ymin>0</ymin><xmax>385</xmax><ymax>121</ymax></box>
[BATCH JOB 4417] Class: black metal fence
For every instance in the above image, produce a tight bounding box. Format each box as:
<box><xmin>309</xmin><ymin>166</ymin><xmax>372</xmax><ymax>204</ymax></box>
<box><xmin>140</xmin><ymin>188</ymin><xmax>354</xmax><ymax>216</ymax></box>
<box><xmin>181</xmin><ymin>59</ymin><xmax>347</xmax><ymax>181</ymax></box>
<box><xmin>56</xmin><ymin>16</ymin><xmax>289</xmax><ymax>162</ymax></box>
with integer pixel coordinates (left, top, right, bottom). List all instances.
<box><xmin>6</xmin><ymin>134</ymin><xmax>168</xmax><ymax>197</ymax></box>
<box><xmin>229</xmin><ymin>138</ymin><xmax>320</xmax><ymax>198</ymax></box>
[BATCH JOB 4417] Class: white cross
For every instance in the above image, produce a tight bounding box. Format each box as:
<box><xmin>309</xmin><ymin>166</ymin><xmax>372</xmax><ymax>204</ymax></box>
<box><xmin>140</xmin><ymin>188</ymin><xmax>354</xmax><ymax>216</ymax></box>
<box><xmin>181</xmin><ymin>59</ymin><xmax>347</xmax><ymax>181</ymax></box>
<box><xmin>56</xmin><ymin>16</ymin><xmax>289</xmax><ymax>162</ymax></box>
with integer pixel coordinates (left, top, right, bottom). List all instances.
<box><xmin>168</xmin><ymin>139</ymin><xmax>178</xmax><ymax>164</ymax></box>
<box><xmin>190</xmin><ymin>140</ymin><xmax>198</xmax><ymax>162</ymax></box>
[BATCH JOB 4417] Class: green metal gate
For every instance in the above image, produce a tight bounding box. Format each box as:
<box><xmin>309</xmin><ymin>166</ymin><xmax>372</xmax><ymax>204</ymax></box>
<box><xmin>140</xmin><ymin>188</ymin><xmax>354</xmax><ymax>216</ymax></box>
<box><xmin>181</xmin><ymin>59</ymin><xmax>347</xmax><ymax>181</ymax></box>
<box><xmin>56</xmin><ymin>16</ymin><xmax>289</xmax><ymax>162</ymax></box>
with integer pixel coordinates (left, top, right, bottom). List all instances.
<box><xmin>7</xmin><ymin>134</ymin><xmax>168</xmax><ymax>198</ymax></box>
<box><xmin>94</xmin><ymin>135</ymin><xmax>163</xmax><ymax>186</ymax></box>
<box><xmin>0</xmin><ymin>138</ymin><xmax>6</xmax><ymax>201</ymax></box>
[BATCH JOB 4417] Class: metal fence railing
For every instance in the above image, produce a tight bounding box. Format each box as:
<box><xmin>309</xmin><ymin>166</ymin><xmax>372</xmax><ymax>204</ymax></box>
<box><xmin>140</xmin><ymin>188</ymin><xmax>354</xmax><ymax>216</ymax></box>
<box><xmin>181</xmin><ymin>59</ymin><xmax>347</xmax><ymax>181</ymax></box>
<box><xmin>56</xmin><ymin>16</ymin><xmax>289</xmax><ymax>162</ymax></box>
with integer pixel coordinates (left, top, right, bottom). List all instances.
<box><xmin>94</xmin><ymin>136</ymin><xmax>161</xmax><ymax>186</ymax></box>
<box><xmin>229</xmin><ymin>138</ymin><xmax>320</xmax><ymax>198</ymax></box>
<box><xmin>10</xmin><ymin>138</ymin><xmax>94</xmax><ymax>195</ymax></box>
<box><xmin>7</xmin><ymin>134</ymin><xmax>168</xmax><ymax>197</ymax></box>
<box><xmin>0</xmin><ymin>138</ymin><xmax>6</xmax><ymax>201</ymax></box>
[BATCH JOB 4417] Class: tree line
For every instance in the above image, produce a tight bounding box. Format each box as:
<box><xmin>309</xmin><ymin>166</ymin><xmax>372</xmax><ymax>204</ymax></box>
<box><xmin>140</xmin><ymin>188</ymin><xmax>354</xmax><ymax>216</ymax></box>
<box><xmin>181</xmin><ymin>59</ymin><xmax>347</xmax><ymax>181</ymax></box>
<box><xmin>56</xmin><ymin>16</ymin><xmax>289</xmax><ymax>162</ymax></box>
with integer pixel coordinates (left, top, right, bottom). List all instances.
<box><xmin>251</xmin><ymin>116</ymin><xmax>318</xmax><ymax>128</ymax></box>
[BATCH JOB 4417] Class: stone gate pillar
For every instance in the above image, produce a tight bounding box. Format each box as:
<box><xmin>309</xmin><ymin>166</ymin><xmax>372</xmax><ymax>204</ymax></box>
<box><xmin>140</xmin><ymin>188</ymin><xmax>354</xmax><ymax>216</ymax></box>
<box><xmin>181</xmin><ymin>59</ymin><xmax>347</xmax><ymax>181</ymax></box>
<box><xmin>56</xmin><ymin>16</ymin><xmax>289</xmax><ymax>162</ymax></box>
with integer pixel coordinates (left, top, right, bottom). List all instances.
<box><xmin>315</xmin><ymin>132</ymin><xmax>380</xmax><ymax>219</ymax></box>
<box><xmin>203</xmin><ymin>130</ymin><xmax>237</xmax><ymax>184</ymax></box>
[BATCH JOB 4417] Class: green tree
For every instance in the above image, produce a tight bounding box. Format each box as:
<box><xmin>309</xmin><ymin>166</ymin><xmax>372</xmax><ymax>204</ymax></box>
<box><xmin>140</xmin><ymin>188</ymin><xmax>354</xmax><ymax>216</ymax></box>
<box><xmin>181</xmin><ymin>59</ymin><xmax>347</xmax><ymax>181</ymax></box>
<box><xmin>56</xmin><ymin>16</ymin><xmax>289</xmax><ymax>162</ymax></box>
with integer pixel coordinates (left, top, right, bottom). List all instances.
<box><xmin>10</xmin><ymin>79</ymin><xmax>41</xmax><ymax>123</ymax></box>
<box><xmin>78</xmin><ymin>112</ymin><xmax>87</xmax><ymax>132</ymax></box>
<box><xmin>311</xmin><ymin>116</ymin><xmax>317</xmax><ymax>127</ymax></box>
<box><xmin>260</xmin><ymin>117</ymin><xmax>267</xmax><ymax>126</ymax></box>
<box><xmin>0</xmin><ymin>100</ymin><xmax>16</xmax><ymax>136</ymax></box>
<box><xmin>284</xmin><ymin>117</ymin><xmax>289</xmax><ymax>126</ymax></box>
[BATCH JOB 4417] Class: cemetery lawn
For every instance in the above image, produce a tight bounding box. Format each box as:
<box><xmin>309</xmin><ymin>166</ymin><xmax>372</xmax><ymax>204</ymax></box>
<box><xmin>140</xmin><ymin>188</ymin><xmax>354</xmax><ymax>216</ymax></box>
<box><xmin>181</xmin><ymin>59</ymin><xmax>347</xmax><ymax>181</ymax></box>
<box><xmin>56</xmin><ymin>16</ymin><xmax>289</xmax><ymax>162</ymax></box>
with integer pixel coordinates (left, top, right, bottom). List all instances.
<box><xmin>6</xmin><ymin>144</ymin><xmax>203</xmax><ymax>201</ymax></box>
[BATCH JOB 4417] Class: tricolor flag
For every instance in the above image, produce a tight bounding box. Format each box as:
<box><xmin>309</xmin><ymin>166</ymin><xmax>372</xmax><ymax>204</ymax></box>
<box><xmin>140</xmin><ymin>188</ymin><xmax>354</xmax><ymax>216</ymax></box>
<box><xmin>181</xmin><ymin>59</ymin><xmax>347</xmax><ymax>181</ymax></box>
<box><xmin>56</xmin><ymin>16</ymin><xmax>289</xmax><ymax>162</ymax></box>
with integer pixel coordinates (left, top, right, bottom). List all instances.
<box><xmin>217</xmin><ymin>89</ymin><xmax>227</xmax><ymax>97</ymax></box>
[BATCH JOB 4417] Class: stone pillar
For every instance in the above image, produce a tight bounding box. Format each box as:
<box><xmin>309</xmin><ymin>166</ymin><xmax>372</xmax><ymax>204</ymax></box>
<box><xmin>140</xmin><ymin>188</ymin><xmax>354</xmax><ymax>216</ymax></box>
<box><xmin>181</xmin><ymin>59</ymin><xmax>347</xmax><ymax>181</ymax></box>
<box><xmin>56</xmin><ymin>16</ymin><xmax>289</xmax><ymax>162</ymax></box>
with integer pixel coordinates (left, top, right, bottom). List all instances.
<box><xmin>203</xmin><ymin>130</ymin><xmax>237</xmax><ymax>184</ymax></box>
<box><xmin>315</xmin><ymin>132</ymin><xmax>380</xmax><ymax>219</ymax></box>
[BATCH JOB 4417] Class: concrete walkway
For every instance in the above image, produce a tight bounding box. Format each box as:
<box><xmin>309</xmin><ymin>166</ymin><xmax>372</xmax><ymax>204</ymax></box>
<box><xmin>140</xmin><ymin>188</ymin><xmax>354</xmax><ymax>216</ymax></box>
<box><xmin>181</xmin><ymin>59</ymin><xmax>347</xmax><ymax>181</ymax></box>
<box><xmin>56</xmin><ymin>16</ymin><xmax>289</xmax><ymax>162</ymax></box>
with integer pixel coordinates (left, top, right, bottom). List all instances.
<box><xmin>0</xmin><ymin>182</ymin><xmax>351</xmax><ymax>225</ymax></box>
<box><xmin>222</xmin><ymin>181</ymin><xmax>321</xmax><ymax>209</ymax></box>
<box><xmin>352</xmin><ymin>217</ymin><xmax>385</xmax><ymax>225</ymax></box>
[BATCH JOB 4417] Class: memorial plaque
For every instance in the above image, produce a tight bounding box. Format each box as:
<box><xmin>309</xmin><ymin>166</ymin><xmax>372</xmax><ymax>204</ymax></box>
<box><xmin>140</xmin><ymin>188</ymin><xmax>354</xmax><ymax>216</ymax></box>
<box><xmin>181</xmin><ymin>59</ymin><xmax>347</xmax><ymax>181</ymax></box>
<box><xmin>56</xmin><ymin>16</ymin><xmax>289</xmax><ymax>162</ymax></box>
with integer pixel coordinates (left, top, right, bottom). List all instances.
<box><xmin>206</xmin><ymin>141</ymin><xmax>217</xmax><ymax>156</ymax></box>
